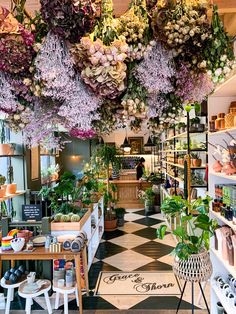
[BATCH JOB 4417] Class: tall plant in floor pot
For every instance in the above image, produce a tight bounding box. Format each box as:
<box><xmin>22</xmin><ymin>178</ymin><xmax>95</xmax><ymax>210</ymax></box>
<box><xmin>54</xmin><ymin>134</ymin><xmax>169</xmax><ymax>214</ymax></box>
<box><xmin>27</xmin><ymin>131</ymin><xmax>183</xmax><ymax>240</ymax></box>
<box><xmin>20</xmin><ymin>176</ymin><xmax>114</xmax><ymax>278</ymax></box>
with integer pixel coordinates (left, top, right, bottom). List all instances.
<box><xmin>157</xmin><ymin>196</ymin><xmax>217</xmax><ymax>283</ymax></box>
<box><xmin>94</xmin><ymin>144</ymin><xmax>120</xmax><ymax>231</ymax></box>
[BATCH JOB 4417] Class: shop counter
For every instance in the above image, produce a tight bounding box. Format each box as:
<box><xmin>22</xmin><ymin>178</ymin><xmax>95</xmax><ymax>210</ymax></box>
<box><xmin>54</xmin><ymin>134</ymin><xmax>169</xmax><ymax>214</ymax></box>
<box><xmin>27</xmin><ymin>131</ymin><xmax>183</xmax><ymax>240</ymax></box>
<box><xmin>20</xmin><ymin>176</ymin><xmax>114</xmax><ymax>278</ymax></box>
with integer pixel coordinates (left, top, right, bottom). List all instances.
<box><xmin>110</xmin><ymin>180</ymin><xmax>152</xmax><ymax>209</ymax></box>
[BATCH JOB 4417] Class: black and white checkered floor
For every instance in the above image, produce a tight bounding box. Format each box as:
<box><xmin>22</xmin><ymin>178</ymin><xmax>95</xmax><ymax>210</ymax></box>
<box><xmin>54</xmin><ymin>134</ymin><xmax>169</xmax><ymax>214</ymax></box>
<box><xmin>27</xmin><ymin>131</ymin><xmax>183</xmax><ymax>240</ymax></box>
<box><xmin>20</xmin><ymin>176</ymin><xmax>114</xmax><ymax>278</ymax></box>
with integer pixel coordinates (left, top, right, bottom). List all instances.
<box><xmin>8</xmin><ymin>208</ymin><xmax>209</xmax><ymax>311</ymax></box>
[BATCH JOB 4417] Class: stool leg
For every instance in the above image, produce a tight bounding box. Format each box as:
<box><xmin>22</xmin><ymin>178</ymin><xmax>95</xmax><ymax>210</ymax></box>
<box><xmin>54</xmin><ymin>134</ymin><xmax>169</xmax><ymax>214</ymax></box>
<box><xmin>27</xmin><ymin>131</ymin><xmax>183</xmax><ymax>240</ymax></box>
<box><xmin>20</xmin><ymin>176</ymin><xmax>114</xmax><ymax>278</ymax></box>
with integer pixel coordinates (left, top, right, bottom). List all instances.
<box><xmin>64</xmin><ymin>293</ymin><xmax>68</xmax><ymax>314</ymax></box>
<box><xmin>9</xmin><ymin>288</ymin><xmax>14</xmax><ymax>302</ymax></box>
<box><xmin>44</xmin><ymin>292</ymin><xmax>52</xmax><ymax>314</ymax></box>
<box><xmin>25</xmin><ymin>298</ymin><xmax>32</xmax><ymax>314</ymax></box>
<box><xmin>75</xmin><ymin>288</ymin><xmax>79</xmax><ymax>307</ymax></box>
<box><xmin>55</xmin><ymin>292</ymin><xmax>60</xmax><ymax>309</ymax></box>
<box><xmin>5</xmin><ymin>288</ymin><xmax>12</xmax><ymax>314</ymax></box>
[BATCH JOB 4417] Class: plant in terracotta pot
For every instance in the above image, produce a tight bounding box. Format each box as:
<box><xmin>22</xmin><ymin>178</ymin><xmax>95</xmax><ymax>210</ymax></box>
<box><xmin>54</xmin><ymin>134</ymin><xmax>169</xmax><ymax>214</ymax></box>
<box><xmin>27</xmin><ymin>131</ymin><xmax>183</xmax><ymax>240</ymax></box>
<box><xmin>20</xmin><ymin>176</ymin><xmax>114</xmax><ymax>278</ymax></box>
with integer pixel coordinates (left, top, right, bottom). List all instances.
<box><xmin>0</xmin><ymin>174</ymin><xmax>6</xmax><ymax>198</ymax></box>
<box><xmin>0</xmin><ymin>120</ymin><xmax>14</xmax><ymax>156</ymax></box>
<box><xmin>191</xmin><ymin>153</ymin><xmax>202</xmax><ymax>167</ymax></box>
<box><xmin>190</xmin><ymin>117</ymin><xmax>205</xmax><ymax>132</ymax></box>
<box><xmin>157</xmin><ymin>196</ymin><xmax>217</xmax><ymax>282</ymax></box>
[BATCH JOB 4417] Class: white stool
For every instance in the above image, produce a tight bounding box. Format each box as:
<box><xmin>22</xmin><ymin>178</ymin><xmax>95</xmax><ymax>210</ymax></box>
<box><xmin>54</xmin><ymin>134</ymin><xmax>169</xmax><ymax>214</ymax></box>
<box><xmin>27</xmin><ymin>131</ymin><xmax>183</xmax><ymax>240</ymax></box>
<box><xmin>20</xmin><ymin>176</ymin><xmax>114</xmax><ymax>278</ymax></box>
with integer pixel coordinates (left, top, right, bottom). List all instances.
<box><xmin>1</xmin><ymin>277</ymin><xmax>27</xmax><ymax>314</ymax></box>
<box><xmin>18</xmin><ymin>279</ymin><xmax>52</xmax><ymax>314</ymax></box>
<box><xmin>53</xmin><ymin>284</ymin><xmax>79</xmax><ymax>314</ymax></box>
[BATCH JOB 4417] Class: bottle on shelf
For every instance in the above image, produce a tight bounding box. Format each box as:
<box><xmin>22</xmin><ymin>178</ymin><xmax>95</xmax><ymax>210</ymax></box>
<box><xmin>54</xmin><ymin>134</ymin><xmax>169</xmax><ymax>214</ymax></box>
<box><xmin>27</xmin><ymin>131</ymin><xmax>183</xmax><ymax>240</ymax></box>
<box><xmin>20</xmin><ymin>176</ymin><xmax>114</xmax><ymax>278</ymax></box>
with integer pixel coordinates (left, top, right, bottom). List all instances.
<box><xmin>215</xmin><ymin>113</ymin><xmax>225</xmax><ymax>131</ymax></box>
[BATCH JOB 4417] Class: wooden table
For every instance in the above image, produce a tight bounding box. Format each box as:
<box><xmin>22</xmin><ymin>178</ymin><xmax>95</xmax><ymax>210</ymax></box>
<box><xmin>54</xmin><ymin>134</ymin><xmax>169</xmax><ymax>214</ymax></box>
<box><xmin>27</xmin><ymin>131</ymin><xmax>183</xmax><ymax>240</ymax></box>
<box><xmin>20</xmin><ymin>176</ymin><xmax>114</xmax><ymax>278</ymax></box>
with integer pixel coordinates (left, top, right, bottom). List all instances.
<box><xmin>0</xmin><ymin>246</ymin><xmax>89</xmax><ymax>314</ymax></box>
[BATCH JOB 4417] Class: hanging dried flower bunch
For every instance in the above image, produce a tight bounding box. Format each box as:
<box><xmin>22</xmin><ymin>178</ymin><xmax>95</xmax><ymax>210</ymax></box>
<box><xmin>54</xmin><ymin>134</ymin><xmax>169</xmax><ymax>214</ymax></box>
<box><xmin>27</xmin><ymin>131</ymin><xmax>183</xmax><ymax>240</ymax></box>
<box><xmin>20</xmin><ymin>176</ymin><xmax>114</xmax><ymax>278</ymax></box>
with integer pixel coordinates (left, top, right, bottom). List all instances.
<box><xmin>0</xmin><ymin>7</ymin><xmax>34</xmax><ymax>74</ymax></box>
<box><xmin>203</xmin><ymin>5</ymin><xmax>235</xmax><ymax>84</ymax></box>
<box><xmin>58</xmin><ymin>76</ymin><xmax>101</xmax><ymax>131</ymax></box>
<box><xmin>71</xmin><ymin>0</ymin><xmax>128</xmax><ymax>99</ymax></box>
<box><xmin>151</xmin><ymin>0</ymin><xmax>211</xmax><ymax>70</ymax></box>
<box><xmin>118</xmin><ymin>0</ymin><xmax>153</xmax><ymax>61</ymax></box>
<box><xmin>0</xmin><ymin>72</ymin><xmax>18</xmax><ymax>114</ymax></box>
<box><xmin>34</xmin><ymin>32</ymin><xmax>75</xmax><ymax>100</ymax></box>
<box><xmin>135</xmin><ymin>41</ymin><xmax>175</xmax><ymax>94</ymax></box>
<box><xmin>69</xmin><ymin>128</ymin><xmax>97</xmax><ymax>140</ymax></box>
<box><xmin>40</xmin><ymin>0</ymin><xmax>96</xmax><ymax>43</ymax></box>
<box><xmin>176</xmin><ymin>63</ymin><xmax>214</xmax><ymax>103</ymax></box>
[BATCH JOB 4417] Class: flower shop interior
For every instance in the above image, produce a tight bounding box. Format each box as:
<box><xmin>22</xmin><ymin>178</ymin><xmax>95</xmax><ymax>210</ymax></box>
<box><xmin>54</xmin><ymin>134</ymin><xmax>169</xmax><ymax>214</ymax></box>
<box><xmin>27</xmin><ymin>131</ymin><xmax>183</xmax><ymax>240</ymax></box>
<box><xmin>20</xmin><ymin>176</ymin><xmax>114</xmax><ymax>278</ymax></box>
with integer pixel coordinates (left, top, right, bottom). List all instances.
<box><xmin>1</xmin><ymin>0</ymin><xmax>236</xmax><ymax>313</ymax></box>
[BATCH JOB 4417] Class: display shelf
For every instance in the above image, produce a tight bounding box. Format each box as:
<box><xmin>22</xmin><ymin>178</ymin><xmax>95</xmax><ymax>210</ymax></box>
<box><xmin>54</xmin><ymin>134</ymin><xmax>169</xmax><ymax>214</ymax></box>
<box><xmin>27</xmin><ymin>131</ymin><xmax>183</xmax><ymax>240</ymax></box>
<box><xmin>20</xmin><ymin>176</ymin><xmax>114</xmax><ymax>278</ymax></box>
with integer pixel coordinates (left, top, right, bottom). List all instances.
<box><xmin>164</xmin><ymin>171</ymin><xmax>184</xmax><ymax>183</ymax></box>
<box><xmin>0</xmin><ymin>154</ymin><xmax>24</xmax><ymax>157</ymax></box>
<box><xmin>211</xmin><ymin>248</ymin><xmax>236</xmax><ymax>278</ymax></box>
<box><xmin>162</xmin><ymin>160</ymin><xmax>206</xmax><ymax>170</ymax></box>
<box><xmin>209</xmin><ymin>171</ymin><xmax>236</xmax><ymax>181</ymax></box>
<box><xmin>211</xmin><ymin>284</ymin><xmax>234</xmax><ymax>314</ymax></box>
<box><xmin>208</xmin><ymin>126</ymin><xmax>236</xmax><ymax>136</ymax></box>
<box><xmin>210</xmin><ymin>209</ymin><xmax>236</xmax><ymax>232</ymax></box>
<box><xmin>211</xmin><ymin>72</ymin><xmax>236</xmax><ymax>97</ymax></box>
<box><xmin>0</xmin><ymin>191</ymin><xmax>26</xmax><ymax>201</ymax></box>
<box><xmin>161</xmin><ymin>150</ymin><xmax>187</xmax><ymax>153</ymax></box>
<box><xmin>162</xmin><ymin>131</ymin><xmax>187</xmax><ymax>142</ymax></box>
<box><xmin>190</xmin><ymin>148</ymin><xmax>207</xmax><ymax>152</ymax></box>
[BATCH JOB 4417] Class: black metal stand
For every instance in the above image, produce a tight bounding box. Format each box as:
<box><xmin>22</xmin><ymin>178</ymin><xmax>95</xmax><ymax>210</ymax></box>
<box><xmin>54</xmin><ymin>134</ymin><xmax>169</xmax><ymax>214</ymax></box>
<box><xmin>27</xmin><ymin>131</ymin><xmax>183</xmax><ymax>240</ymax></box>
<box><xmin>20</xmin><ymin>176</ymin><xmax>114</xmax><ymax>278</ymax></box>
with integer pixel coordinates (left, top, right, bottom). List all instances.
<box><xmin>176</xmin><ymin>281</ymin><xmax>210</xmax><ymax>314</ymax></box>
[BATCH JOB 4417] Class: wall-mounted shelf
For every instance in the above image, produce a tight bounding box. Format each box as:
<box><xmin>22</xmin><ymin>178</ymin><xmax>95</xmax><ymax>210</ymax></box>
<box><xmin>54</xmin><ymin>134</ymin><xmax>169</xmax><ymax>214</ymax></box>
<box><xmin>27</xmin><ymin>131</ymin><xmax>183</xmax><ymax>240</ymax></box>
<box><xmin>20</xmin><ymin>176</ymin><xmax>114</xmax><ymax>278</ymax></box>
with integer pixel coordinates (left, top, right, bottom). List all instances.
<box><xmin>208</xmin><ymin>126</ymin><xmax>236</xmax><ymax>136</ymax></box>
<box><xmin>0</xmin><ymin>191</ymin><xmax>26</xmax><ymax>202</ymax></box>
<box><xmin>210</xmin><ymin>209</ymin><xmax>236</xmax><ymax>232</ymax></box>
<box><xmin>211</xmin><ymin>248</ymin><xmax>236</xmax><ymax>278</ymax></box>
<box><xmin>209</xmin><ymin>171</ymin><xmax>236</xmax><ymax>181</ymax></box>
<box><xmin>0</xmin><ymin>154</ymin><xmax>24</xmax><ymax>157</ymax></box>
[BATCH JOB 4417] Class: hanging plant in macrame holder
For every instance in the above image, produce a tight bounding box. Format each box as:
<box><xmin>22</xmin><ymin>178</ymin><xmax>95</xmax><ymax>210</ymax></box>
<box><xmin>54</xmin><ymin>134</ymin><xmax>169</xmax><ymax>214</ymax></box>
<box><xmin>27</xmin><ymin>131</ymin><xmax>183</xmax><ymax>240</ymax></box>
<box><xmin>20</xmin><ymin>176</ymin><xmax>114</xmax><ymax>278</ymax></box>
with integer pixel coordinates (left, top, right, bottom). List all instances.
<box><xmin>71</xmin><ymin>0</ymin><xmax>128</xmax><ymax>99</ymax></box>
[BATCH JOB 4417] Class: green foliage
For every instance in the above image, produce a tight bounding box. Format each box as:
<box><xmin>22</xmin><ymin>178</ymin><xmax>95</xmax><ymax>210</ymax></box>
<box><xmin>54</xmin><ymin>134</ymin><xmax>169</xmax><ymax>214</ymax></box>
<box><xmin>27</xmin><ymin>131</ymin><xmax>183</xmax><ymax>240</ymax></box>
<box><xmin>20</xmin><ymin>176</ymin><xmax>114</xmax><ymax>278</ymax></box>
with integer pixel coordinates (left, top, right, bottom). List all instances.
<box><xmin>114</xmin><ymin>207</ymin><xmax>126</xmax><ymax>216</ymax></box>
<box><xmin>94</xmin><ymin>144</ymin><xmax>119</xmax><ymax>169</ymax></box>
<box><xmin>157</xmin><ymin>195</ymin><xmax>217</xmax><ymax>260</ymax></box>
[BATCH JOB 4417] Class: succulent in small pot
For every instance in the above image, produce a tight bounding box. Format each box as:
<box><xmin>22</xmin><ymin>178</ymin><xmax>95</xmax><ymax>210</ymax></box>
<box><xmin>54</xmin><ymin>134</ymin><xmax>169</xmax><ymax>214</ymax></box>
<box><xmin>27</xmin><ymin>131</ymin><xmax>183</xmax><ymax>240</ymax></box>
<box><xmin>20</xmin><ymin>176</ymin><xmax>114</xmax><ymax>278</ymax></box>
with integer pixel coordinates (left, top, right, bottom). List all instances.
<box><xmin>177</xmin><ymin>122</ymin><xmax>186</xmax><ymax>134</ymax></box>
<box><xmin>191</xmin><ymin>153</ymin><xmax>202</xmax><ymax>167</ymax></box>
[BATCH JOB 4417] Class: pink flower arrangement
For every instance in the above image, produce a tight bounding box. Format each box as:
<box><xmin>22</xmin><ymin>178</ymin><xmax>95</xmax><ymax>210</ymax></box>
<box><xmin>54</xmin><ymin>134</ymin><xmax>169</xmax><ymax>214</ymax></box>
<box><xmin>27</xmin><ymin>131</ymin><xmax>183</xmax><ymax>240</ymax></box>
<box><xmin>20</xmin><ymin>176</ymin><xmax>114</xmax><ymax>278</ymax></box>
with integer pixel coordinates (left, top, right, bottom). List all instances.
<box><xmin>69</xmin><ymin>128</ymin><xmax>97</xmax><ymax>140</ymax></box>
<box><xmin>0</xmin><ymin>73</ymin><xmax>18</xmax><ymax>114</ymax></box>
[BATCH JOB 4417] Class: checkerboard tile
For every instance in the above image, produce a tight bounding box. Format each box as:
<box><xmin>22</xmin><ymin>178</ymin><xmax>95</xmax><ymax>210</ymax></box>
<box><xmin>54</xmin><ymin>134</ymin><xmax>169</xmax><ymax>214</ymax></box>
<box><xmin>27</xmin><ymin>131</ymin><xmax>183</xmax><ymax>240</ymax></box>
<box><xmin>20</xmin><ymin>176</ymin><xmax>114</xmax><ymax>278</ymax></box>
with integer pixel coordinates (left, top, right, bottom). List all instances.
<box><xmin>108</xmin><ymin>233</ymin><xmax>150</xmax><ymax>249</ymax></box>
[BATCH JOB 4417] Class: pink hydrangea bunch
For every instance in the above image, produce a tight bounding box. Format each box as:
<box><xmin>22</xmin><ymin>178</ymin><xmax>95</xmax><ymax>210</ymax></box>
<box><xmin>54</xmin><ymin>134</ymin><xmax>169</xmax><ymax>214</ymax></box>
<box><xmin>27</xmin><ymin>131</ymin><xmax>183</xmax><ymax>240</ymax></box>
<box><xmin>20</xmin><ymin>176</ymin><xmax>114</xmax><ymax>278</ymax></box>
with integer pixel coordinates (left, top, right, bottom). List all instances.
<box><xmin>69</xmin><ymin>128</ymin><xmax>97</xmax><ymax>140</ymax></box>
<box><xmin>71</xmin><ymin>37</ymin><xmax>128</xmax><ymax>99</ymax></box>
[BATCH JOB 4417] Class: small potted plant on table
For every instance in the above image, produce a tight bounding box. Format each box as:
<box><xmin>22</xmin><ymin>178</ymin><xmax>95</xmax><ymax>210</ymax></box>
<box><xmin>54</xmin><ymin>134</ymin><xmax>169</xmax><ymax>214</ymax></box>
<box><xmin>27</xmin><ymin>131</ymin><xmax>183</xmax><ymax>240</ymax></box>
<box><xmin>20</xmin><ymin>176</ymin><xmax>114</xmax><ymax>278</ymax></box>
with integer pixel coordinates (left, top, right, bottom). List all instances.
<box><xmin>190</xmin><ymin>117</ymin><xmax>205</xmax><ymax>132</ymax></box>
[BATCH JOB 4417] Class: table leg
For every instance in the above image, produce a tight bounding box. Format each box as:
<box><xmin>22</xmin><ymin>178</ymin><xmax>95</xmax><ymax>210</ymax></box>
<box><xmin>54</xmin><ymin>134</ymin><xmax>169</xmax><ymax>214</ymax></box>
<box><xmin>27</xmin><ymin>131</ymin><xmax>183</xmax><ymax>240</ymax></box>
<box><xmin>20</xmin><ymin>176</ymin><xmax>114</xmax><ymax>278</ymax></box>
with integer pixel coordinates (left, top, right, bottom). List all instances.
<box><xmin>5</xmin><ymin>288</ymin><xmax>12</xmax><ymax>314</ymax></box>
<box><xmin>25</xmin><ymin>298</ymin><xmax>31</xmax><ymax>314</ymax></box>
<box><xmin>10</xmin><ymin>260</ymin><xmax>15</xmax><ymax>268</ymax></box>
<box><xmin>74</xmin><ymin>254</ymin><xmax>83</xmax><ymax>314</ymax></box>
<box><xmin>82</xmin><ymin>246</ymin><xmax>89</xmax><ymax>296</ymax></box>
<box><xmin>55</xmin><ymin>291</ymin><xmax>60</xmax><ymax>309</ymax></box>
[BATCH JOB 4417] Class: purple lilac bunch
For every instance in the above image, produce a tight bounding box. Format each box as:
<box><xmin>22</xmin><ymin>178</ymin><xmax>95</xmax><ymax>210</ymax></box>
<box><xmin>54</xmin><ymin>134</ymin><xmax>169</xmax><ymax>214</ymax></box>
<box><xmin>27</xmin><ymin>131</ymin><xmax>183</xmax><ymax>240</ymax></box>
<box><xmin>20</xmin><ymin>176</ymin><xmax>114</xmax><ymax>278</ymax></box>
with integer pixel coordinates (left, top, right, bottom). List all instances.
<box><xmin>23</xmin><ymin>101</ymin><xmax>67</xmax><ymax>150</ymax></box>
<box><xmin>58</xmin><ymin>76</ymin><xmax>101</xmax><ymax>131</ymax></box>
<box><xmin>0</xmin><ymin>72</ymin><xmax>18</xmax><ymax>114</ymax></box>
<box><xmin>40</xmin><ymin>0</ymin><xmax>96</xmax><ymax>43</ymax></box>
<box><xmin>34</xmin><ymin>32</ymin><xmax>75</xmax><ymax>101</ymax></box>
<box><xmin>176</xmin><ymin>63</ymin><xmax>214</xmax><ymax>104</ymax></box>
<box><xmin>135</xmin><ymin>42</ymin><xmax>175</xmax><ymax>94</ymax></box>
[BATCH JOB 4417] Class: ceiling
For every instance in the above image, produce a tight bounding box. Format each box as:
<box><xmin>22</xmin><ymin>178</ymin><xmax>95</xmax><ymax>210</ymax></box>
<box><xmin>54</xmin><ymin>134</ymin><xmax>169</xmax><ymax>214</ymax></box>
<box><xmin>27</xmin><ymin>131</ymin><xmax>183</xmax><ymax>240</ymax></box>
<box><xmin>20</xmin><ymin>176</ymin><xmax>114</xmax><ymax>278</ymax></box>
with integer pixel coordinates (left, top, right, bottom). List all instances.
<box><xmin>0</xmin><ymin>0</ymin><xmax>236</xmax><ymax>35</ymax></box>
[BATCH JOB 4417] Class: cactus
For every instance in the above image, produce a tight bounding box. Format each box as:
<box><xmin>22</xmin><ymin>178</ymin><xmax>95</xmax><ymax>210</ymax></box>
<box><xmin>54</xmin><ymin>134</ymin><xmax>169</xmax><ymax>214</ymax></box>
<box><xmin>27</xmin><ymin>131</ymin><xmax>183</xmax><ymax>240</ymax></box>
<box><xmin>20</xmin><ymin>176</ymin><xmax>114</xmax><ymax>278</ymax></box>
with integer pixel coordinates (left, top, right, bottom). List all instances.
<box><xmin>68</xmin><ymin>212</ymin><xmax>74</xmax><ymax>220</ymax></box>
<box><xmin>0</xmin><ymin>174</ymin><xmax>6</xmax><ymax>186</ymax></box>
<box><xmin>70</xmin><ymin>214</ymin><xmax>81</xmax><ymax>222</ymax></box>
<box><xmin>53</xmin><ymin>213</ymin><xmax>63</xmax><ymax>222</ymax></box>
<box><xmin>60</xmin><ymin>214</ymin><xmax>70</xmax><ymax>222</ymax></box>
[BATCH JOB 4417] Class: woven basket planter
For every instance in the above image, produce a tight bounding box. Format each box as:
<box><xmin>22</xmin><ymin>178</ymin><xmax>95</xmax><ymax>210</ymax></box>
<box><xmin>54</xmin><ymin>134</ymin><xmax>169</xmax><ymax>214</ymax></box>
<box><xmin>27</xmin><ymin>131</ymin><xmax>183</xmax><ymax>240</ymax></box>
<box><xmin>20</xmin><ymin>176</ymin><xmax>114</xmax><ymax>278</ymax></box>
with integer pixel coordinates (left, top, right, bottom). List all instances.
<box><xmin>173</xmin><ymin>250</ymin><xmax>212</xmax><ymax>283</ymax></box>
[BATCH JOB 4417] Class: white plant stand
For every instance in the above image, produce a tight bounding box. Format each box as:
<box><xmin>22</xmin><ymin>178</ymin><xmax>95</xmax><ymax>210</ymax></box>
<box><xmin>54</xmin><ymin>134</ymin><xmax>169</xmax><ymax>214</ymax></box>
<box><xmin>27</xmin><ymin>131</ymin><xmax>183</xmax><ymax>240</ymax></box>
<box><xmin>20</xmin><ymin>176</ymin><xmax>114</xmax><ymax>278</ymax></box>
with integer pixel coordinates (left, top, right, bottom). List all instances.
<box><xmin>53</xmin><ymin>284</ymin><xmax>79</xmax><ymax>314</ymax></box>
<box><xmin>18</xmin><ymin>279</ymin><xmax>52</xmax><ymax>314</ymax></box>
<box><xmin>1</xmin><ymin>277</ymin><xmax>27</xmax><ymax>314</ymax></box>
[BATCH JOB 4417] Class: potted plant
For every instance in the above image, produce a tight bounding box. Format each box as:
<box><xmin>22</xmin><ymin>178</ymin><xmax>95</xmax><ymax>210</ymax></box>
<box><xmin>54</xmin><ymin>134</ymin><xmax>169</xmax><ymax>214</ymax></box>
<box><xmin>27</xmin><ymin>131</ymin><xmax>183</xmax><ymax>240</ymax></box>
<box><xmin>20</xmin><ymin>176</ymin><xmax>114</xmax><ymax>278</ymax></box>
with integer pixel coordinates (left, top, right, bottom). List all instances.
<box><xmin>138</xmin><ymin>187</ymin><xmax>155</xmax><ymax>215</ymax></box>
<box><xmin>190</xmin><ymin>117</ymin><xmax>205</xmax><ymax>132</ymax></box>
<box><xmin>114</xmin><ymin>207</ymin><xmax>126</xmax><ymax>227</ymax></box>
<box><xmin>94</xmin><ymin>144</ymin><xmax>120</xmax><ymax>231</ymax></box>
<box><xmin>0</xmin><ymin>174</ymin><xmax>6</xmax><ymax>198</ymax></box>
<box><xmin>157</xmin><ymin>196</ymin><xmax>217</xmax><ymax>283</ymax></box>
<box><xmin>191</xmin><ymin>153</ymin><xmax>202</xmax><ymax>167</ymax></box>
<box><xmin>177</xmin><ymin>122</ymin><xmax>186</xmax><ymax>134</ymax></box>
<box><xmin>0</xmin><ymin>120</ymin><xmax>14</xmax><ymax>156</ymax></box>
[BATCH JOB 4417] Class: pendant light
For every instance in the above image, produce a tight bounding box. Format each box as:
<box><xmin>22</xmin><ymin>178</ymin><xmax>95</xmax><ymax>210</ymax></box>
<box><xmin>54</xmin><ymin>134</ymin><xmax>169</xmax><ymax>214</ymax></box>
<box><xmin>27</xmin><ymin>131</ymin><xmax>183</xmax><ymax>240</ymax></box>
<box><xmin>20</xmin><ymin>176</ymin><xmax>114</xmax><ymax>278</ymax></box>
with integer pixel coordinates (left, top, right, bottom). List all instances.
<box><xmin>144</xmin><ymin>136</ymin><xmax>155</xmax><ymax>147</ymax></box>
<box><xmin>121</xmin><ymin>129</ymin><xmax>131</xmax><ymax>153</ymax></box>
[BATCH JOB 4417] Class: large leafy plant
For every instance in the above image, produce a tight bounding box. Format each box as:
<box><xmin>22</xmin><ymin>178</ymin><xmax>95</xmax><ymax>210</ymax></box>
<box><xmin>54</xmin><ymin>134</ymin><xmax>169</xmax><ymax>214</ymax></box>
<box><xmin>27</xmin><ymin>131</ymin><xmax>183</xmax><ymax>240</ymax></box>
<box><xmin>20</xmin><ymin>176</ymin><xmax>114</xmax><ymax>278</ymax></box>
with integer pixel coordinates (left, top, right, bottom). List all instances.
<box><xmin>157</xmin><ymin>196</ymin><xmax>217</xmax><ymax>260</ymax></box>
